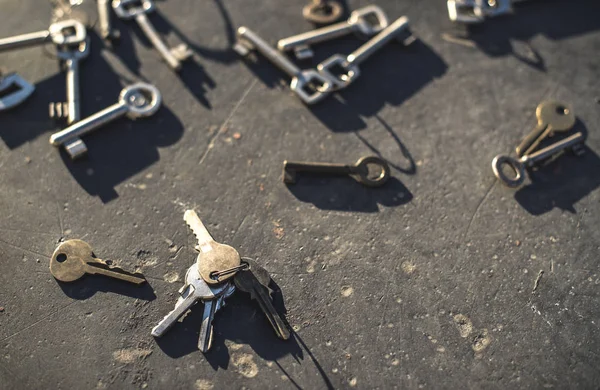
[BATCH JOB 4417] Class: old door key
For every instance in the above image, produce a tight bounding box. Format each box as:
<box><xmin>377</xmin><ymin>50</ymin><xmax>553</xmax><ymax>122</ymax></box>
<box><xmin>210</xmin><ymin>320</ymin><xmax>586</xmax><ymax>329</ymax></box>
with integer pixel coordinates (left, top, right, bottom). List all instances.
<box><xmin>50</xmin><ymin>239</ymin><xmax>146</xmax><ymax>284</ymax></box>
<box><xmin>283</xmin><ymin>156</ymin><xmax>390</xmax><ymax>187</ymax></box>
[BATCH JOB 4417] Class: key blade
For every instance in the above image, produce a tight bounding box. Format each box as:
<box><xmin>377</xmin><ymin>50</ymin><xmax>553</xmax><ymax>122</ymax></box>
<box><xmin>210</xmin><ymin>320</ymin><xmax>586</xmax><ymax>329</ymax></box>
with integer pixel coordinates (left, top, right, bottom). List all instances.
<box><xmin>198</xmin><ymin>300</ymin><xmax>217</xmax><ymax>352</ymax></box>
<box><xmin>184</xmin><ymin>210</ymin><xmax>215</xmax><ymax>250</ymax></box>
<box><xmin>152</xmin><ymin>286</ymin><xmax>199</xmax><ymax>337</ymax></box>
<box><xmin>251</xmin><ymin>280</ymin><xmax>291</xmax><ymax>340</ymax></box>
<box><xmin>84</xmin><ymin>261</ymin><xmax>146</xmax><ymax>284</ymax></box>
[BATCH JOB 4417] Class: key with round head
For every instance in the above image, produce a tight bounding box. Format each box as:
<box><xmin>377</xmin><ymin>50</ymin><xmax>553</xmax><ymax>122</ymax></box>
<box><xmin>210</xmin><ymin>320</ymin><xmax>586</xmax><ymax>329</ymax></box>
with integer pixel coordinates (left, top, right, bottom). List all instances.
<box><xmin>0</xmin><ymin>73</ymin><xmax>35</xmax><ymax>111</ymax></box>
<box><xmin>50</xmin><ymin>239</ymin><xmax>146</xmax><ymax>284</ymax></box>
<box><xmin>183</xmin><ymin>210</ymin><xmax>242</xmax><ymax>285</ymax></box>
<box><xmin>317</xmin><ymin>16</ymin><xmax>412</xmax><ymax>90</ymax></box>
<box><xmin>302</xmin><ymin>0</ymin><xmax>344</xmax><ymax>25</ymax></box>
<box><xmin>0</xmin><ymin>19</ymin><xmax>87</xmax><ymax>52</ymax></box>
<box><xmin>151</xmin><ymin>263</ymin><xmax>229</xmax><ymax>338</ymax></box>
<box><xmin>515</xmin><ymin>101</ymin><xmax>576</xmax><ymax>158</ymax></box>
<box><xmin>492</xmin><ymin>132</ymin><xmax>586</xmax><ymax>188</ymax></box>
<box><xmin>49</xmin><ymin>82</ymin><xmax>161</xmax><ymax>159</ymax></box>
<box><xmin>234</xmin><ymin>259</ymin><xmax>290</xmax><ymax>340</ymax></box>
<box><xmin>283</xmin><ymin>156</ymin><xmax>390</xmax><ymax>187</ymax></box>
<box><xmin>234</xmin><ymin>27</ymin><xmax>333</xmax><ymax>105</ymax></box>
<box><xmin>279</xmin><ymin>5</ymin><xmax>388</xmax><ymax>60</ymax></box>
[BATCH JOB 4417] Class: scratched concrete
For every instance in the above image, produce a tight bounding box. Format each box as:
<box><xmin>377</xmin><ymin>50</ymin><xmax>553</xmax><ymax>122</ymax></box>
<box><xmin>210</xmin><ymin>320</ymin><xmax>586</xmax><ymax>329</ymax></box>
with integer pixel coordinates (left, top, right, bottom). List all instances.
<box><xmin>0</xmin><ymin>0</ymin><xmax>599</xmax><ymax>389</ymax></box>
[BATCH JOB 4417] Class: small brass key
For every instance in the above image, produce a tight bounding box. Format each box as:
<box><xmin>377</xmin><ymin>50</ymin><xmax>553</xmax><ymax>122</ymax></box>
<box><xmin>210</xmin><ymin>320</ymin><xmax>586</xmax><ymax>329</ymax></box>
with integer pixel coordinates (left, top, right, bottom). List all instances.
<box><xmin>283</xmin><ymin>156</ymin><xmax>390</xmax><ymax>187</ymax></box>
<box><xmin>50</xmin><ymin>239</ymin><xmax>146</xmax><ymax>284</ymax></box>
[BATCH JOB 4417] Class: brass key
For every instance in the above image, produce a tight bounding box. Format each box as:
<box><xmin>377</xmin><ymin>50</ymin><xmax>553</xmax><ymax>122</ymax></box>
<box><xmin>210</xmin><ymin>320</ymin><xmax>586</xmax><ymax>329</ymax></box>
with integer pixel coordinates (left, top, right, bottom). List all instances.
<box><xmin>515</xmin><ymin>101</ymin><xmax>576</xmax><ymax>157</ymax></box>
<box><xmin>50</xmin><ymin>239</ymin><xmax>146</xmax><ymax>284</ymax></box>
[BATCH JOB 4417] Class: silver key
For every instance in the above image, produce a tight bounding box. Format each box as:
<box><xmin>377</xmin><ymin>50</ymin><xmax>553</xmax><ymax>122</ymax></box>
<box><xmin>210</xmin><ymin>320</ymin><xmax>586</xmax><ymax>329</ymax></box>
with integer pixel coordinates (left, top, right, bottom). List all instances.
<box><xmin>448</xmin><ymin>0</ymin><xmax>512</xmax><ymax>23</ymax></box>
<box><xmin>50</xmin><ymin>40</ymin><xmax>91</xmax><ymax>124</ymax></box>
<box><xmin>98</xmin><ymin>0</ymin><xmax>120</xmax><ymax>41</ymax></box>
<box><xmin>0</xmin><ymin>19</ymin><xmax>86</xmax><ymax>52</ymax></box>
<box><xmin>49</xmin><ymin>83</ymin><xmax>161</xmax><ymax>159</ymax></box>
<box><xmin>492</xmin><ymin>132</ymin><xmax>586</xmax><ymax>188</ymax></box>
<box><xmin>198</xmin><ymin>283</ymin><xmax>235</xmax><ymax>352</ymax></box>
<box><xmin>151</xmin><ymin>263</ymin><xmax>228</xmax><ymax>339</ymax></box>
<box><xmin>0</xmin><ymin>73</ymin><xmax>35</xmax><ymax>111</ymax></box>
<box><xmin>317</xmin><ymin>16</ymin><xmax>411</xmax><ymax>90</ymax></box>
<box><xmin>112</xmin><ymin>0</ymin><xmax>191</xmax><ymax>71</ymax></box>
<box><xmin>277</xmin><ymin>5</ymin><xmax>388</xmax><ymax>60</ymax></box>
<box><xmin>234</xmin><ymin>27</ymin><xmax>333</xmax><ymax>105</ymax></box>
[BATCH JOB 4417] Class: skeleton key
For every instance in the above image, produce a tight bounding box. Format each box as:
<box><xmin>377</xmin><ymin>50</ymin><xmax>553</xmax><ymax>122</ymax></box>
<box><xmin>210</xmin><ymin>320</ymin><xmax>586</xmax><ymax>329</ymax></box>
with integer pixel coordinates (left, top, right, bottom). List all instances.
<box><xmin>184</xmin><ymin>210</ymin><xmax>241</xmax><ymax>285</ymax></box>
<box><xmin>98</xmin><ymin>0</ymin><xmax>120</xmax><ymax>42</ymax></box>
<box><xmin>279</xmin><ymin>5</ymin><xmax>388</xmax><ymax>60</ymax></box>
<box><xmin>447</xmin><ymin>0</ymin><xmax>512</xmax><ymax>23</ymax></box>
<box><xmin>0</xmin><ymin>19</ymin><xmax>86</xmax><ymax>52</ymax></box>
<box><xmin>234</xmin><ymin>27</ymin><xmax>333</xmax><ymax>105</ymax></box>
<box><xmin>50</xmin><ymin>239</ymin><xmax>146</xmax><ymax>284</ymax></box>
<box><xmin>492</xmin><ymin>132</ymin><xmax>586</xmax><ymax>188</ymax></box>
<box><xmin>152</xmin><ymin>263</ymin><xmax>229</xmax><ymax>340</ymax></box>
<box><xmin>283</xmin><ymin>156</ymin><xmax>391</xmax><ymax>187</ymax></box>
<box><xmin>49</xmin><ymin>82</ymin><xmax>161</xmax><ymax>159</ymax></box>
<box><xmin>112</xmin><ymin>0</ymin><xmax>191</xmax><ymax>71</ymax></box>
<box><xmin>302</xmin><ymin>0</ymin><xmax>344</xmax><ymax>25</ymax></box>
<box><xmin>0</xmin><ymin>73</ymin><xmax>35</xmax><ymax>111</ymax></box>
<box><xmin>234</xmin><ymin>259</ymin><xmax>290</xmax><ymax>340</ymax></box>
<box><xmin>317</xmin><ymin>16</ymin><xmax>412</xmax><ymax>90</ymax></box>
<box><xmin>515</xmin><ymin>101</ymin><xmax>576</xmax><ymax>158</ymax></box>
<box><xmin>50</xmin><ymin>40</ymin><xmax>90</xmax><ymax>124</ymax></box>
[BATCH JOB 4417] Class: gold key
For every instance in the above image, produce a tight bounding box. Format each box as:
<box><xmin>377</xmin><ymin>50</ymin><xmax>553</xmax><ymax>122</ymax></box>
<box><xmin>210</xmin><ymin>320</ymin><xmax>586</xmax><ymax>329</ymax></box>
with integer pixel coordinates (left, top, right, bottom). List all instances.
<box><xmin>184</xmin><ymin>210</ymin><xmax>241</xmax><ymax>285</ymax></box>
<box><xmin>515</xmin><ymin>101</ymin><xmax>576</xmax><ymax>157</ymax></box>
<box><xmin>50</xmin><ymin>239</ymin><xmax>146</xmax><ymax>284</ymax></box>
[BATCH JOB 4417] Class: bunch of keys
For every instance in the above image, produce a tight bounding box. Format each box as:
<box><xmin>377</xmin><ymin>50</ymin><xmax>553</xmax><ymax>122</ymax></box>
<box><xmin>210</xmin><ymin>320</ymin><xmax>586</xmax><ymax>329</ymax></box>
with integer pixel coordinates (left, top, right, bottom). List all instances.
<box><xmin>492</xmin><ymin>101</ymin><xmax>585</xmax><ymax>188</ymax></box>
<box><xmin>152</xmin><ymin>210</ymin><xmax>290</xmax><ymax>353</ymax></box>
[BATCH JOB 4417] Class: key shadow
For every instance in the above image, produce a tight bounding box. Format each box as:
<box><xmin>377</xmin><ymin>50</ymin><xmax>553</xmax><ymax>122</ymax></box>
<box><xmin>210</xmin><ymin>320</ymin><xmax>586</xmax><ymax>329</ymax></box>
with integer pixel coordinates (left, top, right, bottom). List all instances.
<box><xmin>55</xmin><ymin>275</ymin><xmax>156</xmax><ymax>301</ymax></box>
<box><xmin>513</xmin><ymin>121</ymin><xmax>600</xmax><ymax>215</ymax></box>
<box><xmin>286</xmin><ymin>176</ymin><xmax>413</xmax><ymax>212</ymax></box>
<box><xmin>442</xmin><ymin>0</ymin><xmax>600</xmax><ymax>71</ymax></box>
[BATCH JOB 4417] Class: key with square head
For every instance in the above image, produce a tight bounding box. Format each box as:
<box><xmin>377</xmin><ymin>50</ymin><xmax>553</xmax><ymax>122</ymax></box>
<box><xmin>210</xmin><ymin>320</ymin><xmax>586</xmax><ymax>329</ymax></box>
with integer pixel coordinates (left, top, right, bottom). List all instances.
<box><xmin>283</xmin><ymin>156</ymin><xmax>390</xmax><ymax>187</ymax></box>
<box><xmin>50</xmin><ymin>239</ymin><xmax>146</xmax><ymax>284</ymax></box>
<box><xmin>279</xmin><ymin>5</ymin><xmax>388</xmax><ymax>60</ymax></box>
<box><xmin>234</xmin><ymin>259</ymin><xmax>290</xmax><ymax>340</ymax></box>
<box><xmin>317</xmin><ymin>16</ymin><xmax>412</xmax><ymax>90</ymax></box>
<box><xmin>492</xmin><ymin>132</ymin><xmax>586</xmax><ymax>188</ymax></box>
<box><xmin>0</xmin><ymin>19</ymin><xmax>86</xmax><ymax>52</ymax></box>
<box><xmin>184</xmin><ymin>210</ymin><xmax>242</xmax><ymax>285</ymax></box>
<box><xmin>98</xmin><ymin>0</ymin><xmax>120</xmax><ymax>42</ymax></box>
<box><xmin>302</xmin><ymin>0</ymin><xmax>344</xmax><ymax>25</ymax></box>
<box><xmin>234</xmin><ymin>27</ymin><xmax>333</xmax><ymax>105</ymax></box>
<box><xmin>0</xmin><ymin>73</ymin><xmax>35</xmax><ymax>111</ymax></box>
<box><xmin>49</xmin><ymin>82</ymin><xmax>161</xmax><ymax>159</ymax></box>
<box><xmin>151</xmin><ymin>263</ymin><xmax>229</xmax><ymax>338</ymax></box>
<box><xmin>112</xmin><ymin>0</ymin><xmax>191</xmax><ymax>71</ymax></box>
<box><xmin>515</xmin><ymin>101</ymin><xmax>576</xmax><ymax>158</ymax></box>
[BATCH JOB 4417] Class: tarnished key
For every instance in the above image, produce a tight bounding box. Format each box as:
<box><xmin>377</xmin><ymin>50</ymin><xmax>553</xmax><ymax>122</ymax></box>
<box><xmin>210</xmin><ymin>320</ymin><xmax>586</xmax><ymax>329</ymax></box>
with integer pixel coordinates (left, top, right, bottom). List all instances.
<box><xmin>184</xmin><ymin>210</ymin><xmax>241</xmax><ymax>285</ymax></box>
<box><xmin>98</xmin><ymin>0</ymin><xmax>120</xmax><ymax>41</ymax></box>
<box><xmin>50</xmin><ymin>239</ymin><xmax>146</xmax><ymax>284</ymax></box>
<box><xmin>112</xmin><ymin>0</ymin><xmax>191</xmax><ymax>71</ymax></box>
<box><xmin>0</xmin><ymin>73</ymin><xmax>35</xmax><ymax>111</ymax></box>
<box><xmin>279</xmin><ymin>5</ymin><xmax>388</xmax><ymax>60</ymax></box>
<box><xmin>234</xmin><ymin>27</ymin><xmax>333</xmax><ymax>105</ymax></box>
<box><xmin>49</xmin><ymin>82</ymin><xmax>161</xmax><ymax>159</ymax></box>
<box><xmin>317</xmin><ymin>16</ymin><xmax>412</xmax><ymax>90</ymax></box>
<box><xmin>515</xmin><ymin>101</ymin><xmax>576</xmax><ymax>158</ymax></box>
<box><xmin>234</xmin><ymin>259</ymin><xmax>290</xmax><ymax>340</ymax></box>
<box><xmin>50</xmin><ymin>40</ymin><xmax>90</xmax><ymax>124</ymax></box>
<box><xmin>492</xmin><ymin>132</ymin><xmax>586</xmax><ymax>188</ymax></box>
<box><xmin>0</xmin><ymin>19</ymin><xmax>86</xmax><ymax>52</ymax></box>
<box><xmin>283</xmin><ymin>156</ymin><xmax>391</xmax><ymax>187</ymax></box>
<box><xmin>302</xmin><ymin>0</ymin><xmax>344</xmax><ymax>25</ymax></box>
<box><xmin>151</xmin><ymin>263</ymin><xmax>228</xmax><ymax>339</ymax></box>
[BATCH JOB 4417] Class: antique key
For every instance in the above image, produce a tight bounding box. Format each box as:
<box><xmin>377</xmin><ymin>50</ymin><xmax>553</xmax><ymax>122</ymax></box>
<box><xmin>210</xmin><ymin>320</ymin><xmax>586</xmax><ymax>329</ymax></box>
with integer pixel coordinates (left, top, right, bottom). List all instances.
<box><xmin>234</xmin><ymin>259</ymin><xmax>290</xmax><ymax>340</ymax></box>
<box><xmin>279</xmin><ymin>5</ymin><xmax>388</xmax><ymax>60</ymax></box>
<box><xmin>50</xmin><ymin>239</ymin><xmax>146</xmax><ymax>284</ymax></box>
<box><xmin>0</xmin><ymin>19</ymin><xmax>87</xmax><ymax>52</ymax></box>
<box><xmin>302</xmin><ymin>0</ymin><xmax>344</xmax><ymax>25</ymax></box>
<box><xmin>0</xmin><ymin>73</ymin><xmax>35</xmax><ymax>111</ymax></box>
<box><xmin>492</xmin><ymin>132</ymin><xmax>586</xmax><ymax>188</ymax></box>
<box><xmin>234</xmin><ymin>27</ymin><xmax>333</xmax><ymax>105</ymax></box>
<box><xmin>98</xmin><ymin>0</ymin><xmax>120</xmax><ymax>42</ymax></box>
<box><xmin>283</xmin><ymin>156</ymin><xmax>391</xmax><ymax>187</ymax></box>
<box><xmin>448</xmin><ymin>0</ymin><xmax>512</xmax><ymax>23</ymax></box>
<box><xmin>515</xmin><ymin>101</ymin><xmax>576</xmax><ymax>158</ymax></box>
<box><xmin>317</xmin><ymin>16</ymin><xmax>412</xmax><ymax>90</ymax></box>
<box><xmin>112</xmin><ymin>0</ymin><xmax>191</xmax><ymax>71</ymax></box>
<box><xmin>49</xmin><ymin>82</ymin><xmax>161</xmax><ymax>159</ymax></box>
<box><xmin>184</xmin><ymin>210</ymin><xmax>242</xmax><ymax>285</ymax></box>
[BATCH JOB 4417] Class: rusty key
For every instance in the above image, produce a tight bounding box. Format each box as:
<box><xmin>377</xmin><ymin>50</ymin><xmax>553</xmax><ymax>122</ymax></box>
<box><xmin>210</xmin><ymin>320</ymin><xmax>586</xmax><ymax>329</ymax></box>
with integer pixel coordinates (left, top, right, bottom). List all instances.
<box><xmin>283</xmin><ymin>156</ymin><xmax>390</xmax><ymax>187</ymax></box>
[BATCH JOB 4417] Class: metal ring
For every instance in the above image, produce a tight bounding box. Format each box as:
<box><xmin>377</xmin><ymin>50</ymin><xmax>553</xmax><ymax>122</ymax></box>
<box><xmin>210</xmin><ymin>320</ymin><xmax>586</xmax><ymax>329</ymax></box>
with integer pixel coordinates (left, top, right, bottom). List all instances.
<box><xmin>354</xmin><ymin>156</ymin><xmax>391</xmax><ymax>187</ymax></box>
<box><xmin>302</xmin><ymin>1</ymin><xmax>344</xmax><ymax>25</ymax></box>
<box><xmin>491</xmin><ymin>155</ymin><xmax>525</xmax><ymax>188</ymax></box>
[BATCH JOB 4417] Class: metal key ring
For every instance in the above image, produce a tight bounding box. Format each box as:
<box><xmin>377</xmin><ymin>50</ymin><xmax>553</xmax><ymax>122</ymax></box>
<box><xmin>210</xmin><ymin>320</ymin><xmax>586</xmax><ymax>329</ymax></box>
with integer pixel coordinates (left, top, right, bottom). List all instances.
<box><xmin>303</xmin><ymin>1</ymin><xmax>344</xmax><ymax>25</ymax></box>
<box><xmin>354</xmin><ymin>156</ymin><xmax>391</xmax><ymax>187</ymax></box>
<box><xmin>491</xmin><ymin>155</ymin><xmax>525</xmax><ymax>188</ymax></box>
<box><xmin>119</xmin><ymin>83</ymin><xmax>162</xmax><ymax>118</ymax></box>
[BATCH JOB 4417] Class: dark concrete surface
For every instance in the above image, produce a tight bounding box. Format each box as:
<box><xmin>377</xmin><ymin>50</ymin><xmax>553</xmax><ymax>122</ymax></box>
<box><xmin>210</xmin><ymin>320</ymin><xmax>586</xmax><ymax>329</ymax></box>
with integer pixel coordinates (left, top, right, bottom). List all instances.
<box><xmin>1</xmin><ymin>0</ymin><xmax>599</xmax><ymax>388</ymax></box>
